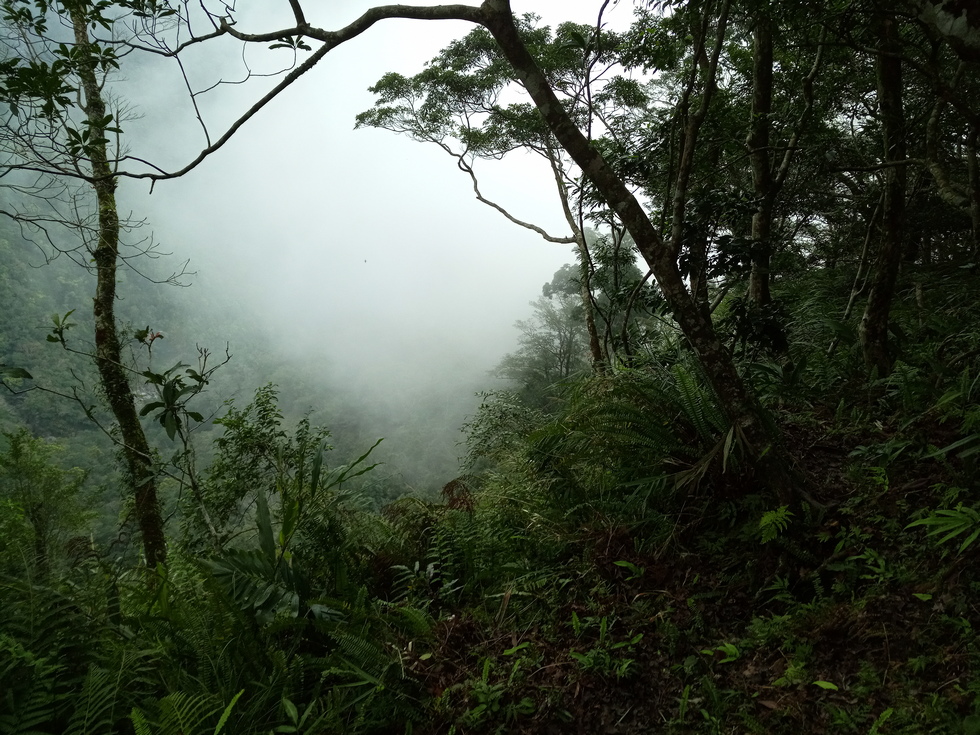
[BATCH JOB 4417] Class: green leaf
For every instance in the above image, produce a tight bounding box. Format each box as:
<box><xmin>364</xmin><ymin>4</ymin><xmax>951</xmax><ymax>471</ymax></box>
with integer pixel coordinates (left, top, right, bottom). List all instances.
<box><xmin>868</xmin><ymin>708</ymin><xmax>894</xmax><ymax>735</ymax></box>
<box><xmin>813</xmin><ymin>680</ymin><xmax>839</xmax><ymax>690</ymax></box>
<box><xmin>279</xmin><ymin>499</ymin><xmax>300</xmax><ymax>548</ymax></box>
<box><xmin>213</xmin><ymin>690</ymin><xmax>244</xmax><ymax>735</ymax></box>
<box><xmin>0</xmin><ymin>366</ymin><xmax>32</xmax><ymax>379</ymax></box>
<box><xmin>139</xmin><ymin>401</ymin><xmax>165</xmax><ymax>416</ymax></box>
<box><xmin>163</xmin><ymin>412</ymin><xmax>178</xmax><ymax>440</ymax></box>
<box><xmin>282</xmin><ymin>698</ymin><xmax>299</xmax><ymax>725</ymax></box>
<box><xmin>924</xmin><ymin>434</ymin><xmax>980</xmax><ymax>459</ymax></box>
<box><xmin>309</xmin><ymin>443</ymin><xmax>324</xmax><ymax>497</ymax></box>
<box><xmin>908</xmin><ymin>504</ymin><xmax>980</xmax><ymax>554</ymax></box>
<box><xmin>960</xmin><ymin>528</ymin><xmax>980</xmax><ymax>554</ymax></box>
<box><xmin>561</xmin><ymin>28</ymin><xmax>588</xmax><ymax>50</ymax></box>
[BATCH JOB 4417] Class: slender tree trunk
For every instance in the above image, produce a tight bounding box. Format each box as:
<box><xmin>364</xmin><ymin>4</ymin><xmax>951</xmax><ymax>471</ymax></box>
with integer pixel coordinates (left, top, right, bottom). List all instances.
<box><xmin>747</xmin><ymin>10</ymin><xmax>774</xmax><ymax>305</ymax></box>
<box><xmin>969</xmin><ymin>125</ymin><xmax>980</xmax><ymax>262</ymax></box>
<box><xmin>828</xmin><ymin>193</ymin><xmax>882</xmax><ymax>356</ymax></box>
<box><xmin>544</xmin><ymin>140</ymin><xmax>605</xmax><ymax>371</ymax></box>
<box><xmin>689</xmin><ymin>150</ymin><xmax>721</xmax><ymax>319</ymax></box>
<box><xmin>71</xmin><ymin>10</ymin><xmax>167</xmax><ymax>568</ymax></box>
<box><xmin>688</xmin><ymin>226</ymin><xmax>712</xmax><ymax>317</ymax></box>
<box><xmin>27</xmin><ymin>505</ymin><xmax>49</xmax><ymax>579</ymax></box>
<box><xmin>576</xmin><ymin>238</ymin><xmax>606</xmax><ymax>370</ymax></box>
<box><xmin>860</xmin><ymin>11</ymin><xmax>907</xmax><ymax>377</ymax></box>
<box><xmin>924</xmin><ymin>64</ymin><xmax>972</xmax><ymax>213</ymax></box>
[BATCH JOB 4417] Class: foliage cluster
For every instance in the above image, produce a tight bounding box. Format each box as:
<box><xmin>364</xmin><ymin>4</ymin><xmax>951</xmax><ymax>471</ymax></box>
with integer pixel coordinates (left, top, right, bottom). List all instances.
<box><xmin>3</xmin><ymin>0</ymin><xmax>980</xmax><ymax>732</ymax></box>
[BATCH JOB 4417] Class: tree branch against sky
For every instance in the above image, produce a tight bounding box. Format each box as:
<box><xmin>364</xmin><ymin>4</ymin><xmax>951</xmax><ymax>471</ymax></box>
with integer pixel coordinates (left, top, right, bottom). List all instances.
<box><xmin>98</xmin><ymin>0</ymin><xmax>801</xmax><ymax>498</ymax></box>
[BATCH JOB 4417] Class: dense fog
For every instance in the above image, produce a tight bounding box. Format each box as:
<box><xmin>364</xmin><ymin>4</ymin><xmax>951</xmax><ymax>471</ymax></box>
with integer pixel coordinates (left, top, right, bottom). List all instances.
<box><xmin>108</xmin><ymin>1</ymin><xmax>630</xmax><ymax>486</ymax></box>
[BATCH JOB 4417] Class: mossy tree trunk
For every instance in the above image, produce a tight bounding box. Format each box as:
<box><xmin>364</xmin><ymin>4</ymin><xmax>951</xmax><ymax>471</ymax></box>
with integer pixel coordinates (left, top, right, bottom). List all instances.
<box><xmin>70</xmin><ymin>9</ymin><xmax>166</xmax><ymax>569</ymax></box>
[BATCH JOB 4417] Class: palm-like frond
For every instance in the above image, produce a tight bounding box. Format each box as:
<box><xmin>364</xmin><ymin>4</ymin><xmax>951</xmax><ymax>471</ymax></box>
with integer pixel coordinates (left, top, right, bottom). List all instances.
<box><xmin>524</xmin><ymin>364</ymin><xmax>732</xmax><ymax>507</ymax></box>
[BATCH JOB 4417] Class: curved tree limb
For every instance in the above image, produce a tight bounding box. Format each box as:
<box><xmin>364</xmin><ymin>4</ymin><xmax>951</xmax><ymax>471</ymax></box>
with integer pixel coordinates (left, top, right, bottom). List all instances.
<box><xmin>453</xmin><ymin>152</ymin><xmax>575</xmax><ymax>244</ymax></box>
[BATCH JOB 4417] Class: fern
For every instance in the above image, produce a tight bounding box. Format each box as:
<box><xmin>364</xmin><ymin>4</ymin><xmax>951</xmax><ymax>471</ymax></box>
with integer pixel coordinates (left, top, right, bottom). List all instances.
<box><xmin>158</xmin><ymin>692</ymin><xmax>221</xmax><ymax>735</ymax></box>
<box><xmin>0</xmin><ymin>634</ymin><xmax>63</xmax><ymax>735</ymax></box>
<box><xmin>328</xmin><ymin>631</ymin><xmax>392</xmax><ymax>681</ymax></box>
<box><xmin>131</xmin><ymin>707</ymin><xmax>153</xmax><ymax>735</ymax></box>
<box><xmin>0</xmin><ymin>579</ymin><xmax>93</xmax><ymax>733</ymax></box>
<box><xmin>213</xmin><ymin>690</ymin><xmax>244</xmax><ymax>735</ymax></box>
<box><xmin>129</xmin><ymin>689</ymin><xmax>243</xmax><ymax>735</ymax></box>
<box><xmin>672</xmin><ymin>363</ymin><xmax>728</xmax><ymax>442</ymax></box>
<box><xmin>129</xmin><ymin>690</ymin><xmax>230</xmax><ymax>735</ymax></box>
<box><xmin>378</xmin><ymin>601</ymin><xmax>432</xmax><ymax>638</ymax></box>
<box><xmin>64</xmin><ymin>667</ymin><xmax>119</xmax><ymax>735</ymax></box>
<box><xmin>759</xmin><ymin>506</ymin><xmax>794</xmax><ymax>544</ymax></box>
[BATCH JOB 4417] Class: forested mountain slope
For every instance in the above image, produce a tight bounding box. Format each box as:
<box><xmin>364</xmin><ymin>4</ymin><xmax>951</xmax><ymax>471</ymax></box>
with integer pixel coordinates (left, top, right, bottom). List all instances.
<box><xmin>3</xmin><ymin>0</ymin><xmax>980</xmax><ymax>733</ymax></box>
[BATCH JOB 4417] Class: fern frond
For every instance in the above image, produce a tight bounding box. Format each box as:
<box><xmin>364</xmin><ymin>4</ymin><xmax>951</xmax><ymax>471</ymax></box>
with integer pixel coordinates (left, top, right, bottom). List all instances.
<box><xmin>328</xmin><ymin>631</ymin><xmax>391</xmax><ymax>680</ymax></box>
<box><xmin>65</xmin><ymin>667</ymin><xmax>118</xmax><ymax>735</ymax></box>
<box><xmin>671</xmin><ymin>364</ymin><xmax>728</xmax><ymax>441</ymax></box>
<box><xmin>130</xmin><ymin>706</ymin><xmax>153</xmax><ymax>735</ymax></box>
<box><xmin>157</xmin><ymin>691</ymin><xmax>221</xmax><ymax>735</ymax></box>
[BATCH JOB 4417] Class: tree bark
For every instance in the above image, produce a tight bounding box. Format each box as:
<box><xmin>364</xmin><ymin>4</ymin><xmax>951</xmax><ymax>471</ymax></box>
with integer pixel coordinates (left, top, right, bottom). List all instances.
<box><xmin>860</xmin><ymin>11</ymin><xmax>907</xmax><ymax>377</ymax></box>
<box><xmin>71</xmin><ymin>10</ymin><xmax>167</xmax><ymax>569</ymax></box>
<box><xmin>747</xmin><ymin>10</ymin><xmax>775</xmax><ymax>306</ymax></box>
<box><xmin>577</xmin><ymin>237</ymin><xmax>606</xmax><ymax>370</ymax></box>
<box><xmin>969</xmin><ymin>125</ymin><xmax>980</xmax><ymax>261</ymax></box>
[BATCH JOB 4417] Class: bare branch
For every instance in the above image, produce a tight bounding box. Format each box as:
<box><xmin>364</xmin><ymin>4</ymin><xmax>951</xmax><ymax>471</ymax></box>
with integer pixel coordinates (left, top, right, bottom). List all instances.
<box><xmin>287</xmin><ymin>0</ymin><xmax>308</xmax><ymax>28</ymax></box>
<box><xmin>223</xmin><ymin>4</ymin><xmax>484</xmax><ymax>45</ymax></box>
<box><xmin>454</xmin><ymin>153</ymin><xmax>575</xmax><ymax>244</ymax></box>
<box><xmin>116</xmin><ymin>3</ymin><xmax>486</xmax><ymax>181</ymax></box>
<box><xmin>772</xmin><ymin>29</ymin><xmax>827</xmax><ymax>192</ymax></box>
<box><xmin>120</xmin><ymin>43</ymin><xmax>330</xmax><ymax>181</ymax></box>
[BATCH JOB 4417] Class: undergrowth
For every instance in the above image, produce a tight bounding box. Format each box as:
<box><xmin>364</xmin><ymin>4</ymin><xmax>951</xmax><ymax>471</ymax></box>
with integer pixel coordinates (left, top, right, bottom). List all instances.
<box><xmin>4</xmin><ymin>267</ymin><xmax>980</xmax><ymax>734</ymax></box>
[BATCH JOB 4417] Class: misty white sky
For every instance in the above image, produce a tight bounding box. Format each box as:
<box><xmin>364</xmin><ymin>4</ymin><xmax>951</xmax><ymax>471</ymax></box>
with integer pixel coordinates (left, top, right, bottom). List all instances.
<box><xmin>115</xmin><ymin>1</ymin><xmax>634</xmax><ymax>478</ymax></box>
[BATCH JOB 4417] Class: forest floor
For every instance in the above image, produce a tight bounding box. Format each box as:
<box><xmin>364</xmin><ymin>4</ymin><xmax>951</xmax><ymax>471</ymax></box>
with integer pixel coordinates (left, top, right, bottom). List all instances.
<box><xmin>409</xmin><ymin>411</ymin><xmax>980</xmax><ymax>734</ymax></box>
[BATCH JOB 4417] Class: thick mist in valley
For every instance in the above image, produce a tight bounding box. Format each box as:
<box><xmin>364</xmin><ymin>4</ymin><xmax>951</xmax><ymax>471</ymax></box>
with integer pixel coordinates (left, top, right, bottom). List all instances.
<box><xmin>107</xmin><ymin>1</ymin><xmax>631</xmax><ymax>490</ymax></box>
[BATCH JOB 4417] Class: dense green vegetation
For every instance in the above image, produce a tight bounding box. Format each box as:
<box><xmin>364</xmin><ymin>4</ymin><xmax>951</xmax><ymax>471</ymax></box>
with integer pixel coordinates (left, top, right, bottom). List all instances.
<box><xmin>3</xmin><ymin>0</ymin><xmax>980</xmax><ymax>733</ymax></box>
